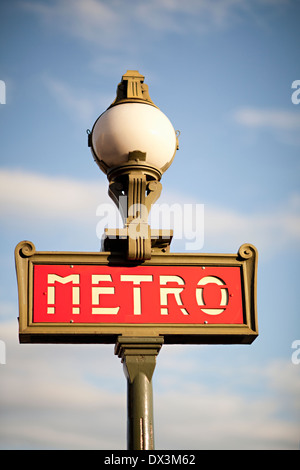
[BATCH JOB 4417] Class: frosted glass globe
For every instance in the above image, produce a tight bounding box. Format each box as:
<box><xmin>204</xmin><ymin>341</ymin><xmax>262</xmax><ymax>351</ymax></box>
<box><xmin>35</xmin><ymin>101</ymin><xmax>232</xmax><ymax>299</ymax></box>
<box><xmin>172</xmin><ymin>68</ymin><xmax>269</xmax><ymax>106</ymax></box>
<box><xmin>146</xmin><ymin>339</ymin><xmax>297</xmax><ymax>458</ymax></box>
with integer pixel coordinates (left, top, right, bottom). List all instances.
<box><xmin>91</xmin><ymin>103</ymin><xmax>177</xmax><ymax>174</ymax></box>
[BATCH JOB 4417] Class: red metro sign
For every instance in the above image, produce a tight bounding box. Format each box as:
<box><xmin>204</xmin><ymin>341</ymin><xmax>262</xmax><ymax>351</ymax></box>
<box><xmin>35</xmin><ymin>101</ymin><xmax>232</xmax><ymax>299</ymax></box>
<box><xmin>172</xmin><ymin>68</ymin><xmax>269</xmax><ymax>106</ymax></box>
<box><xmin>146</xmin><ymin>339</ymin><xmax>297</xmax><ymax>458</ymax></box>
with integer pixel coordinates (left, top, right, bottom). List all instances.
<box><xmin>15</xmin><ymin>241</ymin><xmax>258</xmax><ymax>345</ymax></box>
<box><xmin>34</xmin><ymin>265</ymin><xmax>243</xmax><ymax>325</ymax></box>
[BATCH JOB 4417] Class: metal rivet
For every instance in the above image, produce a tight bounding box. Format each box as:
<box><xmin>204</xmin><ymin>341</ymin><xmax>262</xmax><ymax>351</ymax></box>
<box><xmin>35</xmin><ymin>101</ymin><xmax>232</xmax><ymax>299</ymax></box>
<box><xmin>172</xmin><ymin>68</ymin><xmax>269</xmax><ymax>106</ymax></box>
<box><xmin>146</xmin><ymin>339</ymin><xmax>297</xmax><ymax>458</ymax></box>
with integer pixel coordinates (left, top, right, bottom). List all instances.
<box><xmin>202</xmin><ymin>266</ymin><xmax>205</xmax><ymax>269</ymax></box>
<box><xmin>70</xmin><ymin>320</ymin><xmax>74</xmax><ymax>323</ymax></box>
<box><xmin>204</xmin><ymin>321</ymin><xmax>208</xmax><ymax>324</ymax></box>
<box><xmin>70</xmin><ymin>265</ymin><xmax>74</xmax><ymax>268</ymax></box>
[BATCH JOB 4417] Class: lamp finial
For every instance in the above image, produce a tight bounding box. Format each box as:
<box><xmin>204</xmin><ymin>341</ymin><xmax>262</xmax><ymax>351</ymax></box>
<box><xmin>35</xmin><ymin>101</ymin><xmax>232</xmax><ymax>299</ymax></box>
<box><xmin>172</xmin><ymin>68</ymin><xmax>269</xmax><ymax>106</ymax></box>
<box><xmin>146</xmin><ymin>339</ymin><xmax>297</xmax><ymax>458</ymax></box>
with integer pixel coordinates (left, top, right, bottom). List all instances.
<box><xmin>109</xmin><ymin>70</ymin><xmax>157</xmax><ymax>109</ymax></box>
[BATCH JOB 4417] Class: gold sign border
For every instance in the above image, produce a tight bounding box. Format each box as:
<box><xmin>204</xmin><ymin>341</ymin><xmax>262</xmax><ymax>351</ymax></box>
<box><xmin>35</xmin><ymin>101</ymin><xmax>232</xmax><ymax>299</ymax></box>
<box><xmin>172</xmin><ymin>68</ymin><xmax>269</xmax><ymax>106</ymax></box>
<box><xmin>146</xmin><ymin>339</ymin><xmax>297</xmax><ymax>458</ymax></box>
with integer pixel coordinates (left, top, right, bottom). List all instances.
<box><xmin>15</xmin><ymin>241</ymin><xmax>258</xmax><ymax>345</ymax></box>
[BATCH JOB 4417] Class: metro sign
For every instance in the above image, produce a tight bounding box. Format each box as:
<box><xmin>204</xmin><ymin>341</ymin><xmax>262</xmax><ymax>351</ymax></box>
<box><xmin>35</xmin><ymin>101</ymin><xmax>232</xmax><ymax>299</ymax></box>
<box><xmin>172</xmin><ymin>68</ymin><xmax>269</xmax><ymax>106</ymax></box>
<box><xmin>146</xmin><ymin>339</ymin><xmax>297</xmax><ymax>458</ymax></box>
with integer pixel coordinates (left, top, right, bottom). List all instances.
<box><xmin>15</xmin><ymin>241</ymin><xmax>258</xmax><ymax>345</ymax></box>
<box><xmin>34</xmin><ymin>265</ymin><xmax>243</xmax><ymax>324</ymax></box>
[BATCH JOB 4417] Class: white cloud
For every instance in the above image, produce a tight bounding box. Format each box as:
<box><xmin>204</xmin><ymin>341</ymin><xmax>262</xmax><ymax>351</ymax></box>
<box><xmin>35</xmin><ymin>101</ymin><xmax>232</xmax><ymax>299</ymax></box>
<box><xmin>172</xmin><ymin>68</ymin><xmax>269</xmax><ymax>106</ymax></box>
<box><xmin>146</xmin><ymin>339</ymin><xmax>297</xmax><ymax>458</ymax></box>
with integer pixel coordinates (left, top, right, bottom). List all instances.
<box><xmin>155</xmin><ymin>347</ymin><xmax>300</xmax><ymax>449</ymax></box>
<box><xmin>203</xmin><ymin>199</ymin><xmax>300</xmax><ymax>254</ymax></box>
<box><xmin>1</xmin><ymin>168</ymin><xmax>299</xmax><ymax>255</ymax></box>
<box><xmin>0</xmin><ymin>321</ymin><xmax>125</xmax><ymax>449</ymax></box>
<box><xmin>156</xmin><ymin>187</ymin><xmax>300</xmax><ymax>255</ymax></box>
<box><xmin>0</xmin><ymin>320</ymin><xmax>299</xmax><ymax>449</ymax></box>
<box><xmin>155</xmin><ymin>387</ymin><xmax>299</xmax><ymax>449</ymax></box>
<box><xmin>0</xmin><ymin>168</ymin><xmax>109</xmax><ymax>222</ymax></box>
<box><xmin>44</xmin><ymin>76</ymin><xmax>111</xmax><ymax>125</ymax></box>
<box><xmin>22</xmin><ymin>0</ymin><xmax>288</xmax><ymax>47</ymax></box>
<box><xmin>134</xmin><ymin>0</ymin><xmax>249</xmax><ymax>34</ymax></box>
<box><xmin>234</xmin><ymin>108</ymin><xmax>300</xmax><ymax>130</ymax></box>
<box><xmin>233</xmin><ymin>107</ymin><xmax>300</xmax><ymax>146</ymax></box>
<box><xmin>23</xmin><ymin>0</ymin><xmax>122</xmax><ymax>48</ymax></box>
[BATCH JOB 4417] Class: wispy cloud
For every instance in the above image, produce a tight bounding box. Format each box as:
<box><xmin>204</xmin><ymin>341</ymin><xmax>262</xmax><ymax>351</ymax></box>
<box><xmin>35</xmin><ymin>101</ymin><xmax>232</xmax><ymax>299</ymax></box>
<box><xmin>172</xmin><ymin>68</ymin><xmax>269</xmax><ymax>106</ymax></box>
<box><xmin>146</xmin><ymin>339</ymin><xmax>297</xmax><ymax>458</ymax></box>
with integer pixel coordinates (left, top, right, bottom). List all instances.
<box><xmin>0</xmin><ymin>168</ymin><xmax>108</xmax><ymax>222</ymax></box>
<box><xmin>233</xmin><ymin>107</ymin><xmax>300</xmax><ymax>145</ymax></box>
<box><xmin>0</xmin><ymin>320</ymin><xmax>125</xmax><ymax>449</ymax></box>
<box><xmin>234</xmin><ymin>108</ymin><xmax>300</xmax><ymax>130</ymax></box>
<box><xmin>157</xmin><ymin>187</ymin><xmax>300</xmax><ymax>255</ymax></box>
<box><xmin>23</xmin><ymin>0</ymin><xmax>122</xmax><ymax>47</ymax></box>
<box><xmin>203</xmin><ymin>197</ymin><xmax>300</xmax><ymax>254</ymax></box>
<box><xmin>134</xmin><ymin>0</ymin><xmax>248</xmax><ymax>34</ymax></box>
<box><xmin>0</xmin><ymin>320</ymin><xmax>299</xmax><ymax>449</ymax></box>
<box><xmin>1</xmin><ymin>169</ymin><xmax>299</xmax><ymax>255</ymax></box>
<box><xmin>22</xmin><ymin>0</ymin><xmax>289</xmax><ymax>47</ymax></box>
<box><xmin>44</xmin><ymin>76</ymin><xmax>112</xmax><ymax>124</ymax></box>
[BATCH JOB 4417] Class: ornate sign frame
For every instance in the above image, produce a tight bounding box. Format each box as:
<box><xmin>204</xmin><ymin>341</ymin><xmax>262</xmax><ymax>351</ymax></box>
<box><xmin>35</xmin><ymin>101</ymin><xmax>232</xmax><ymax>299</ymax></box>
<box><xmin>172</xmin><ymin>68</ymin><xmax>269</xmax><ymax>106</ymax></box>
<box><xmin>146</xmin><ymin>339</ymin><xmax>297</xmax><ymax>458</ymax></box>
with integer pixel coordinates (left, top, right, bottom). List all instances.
<box><xmin>15</xmin><ymin>240</ymin><xmax>258</xmax><ymax>345</ymax></box>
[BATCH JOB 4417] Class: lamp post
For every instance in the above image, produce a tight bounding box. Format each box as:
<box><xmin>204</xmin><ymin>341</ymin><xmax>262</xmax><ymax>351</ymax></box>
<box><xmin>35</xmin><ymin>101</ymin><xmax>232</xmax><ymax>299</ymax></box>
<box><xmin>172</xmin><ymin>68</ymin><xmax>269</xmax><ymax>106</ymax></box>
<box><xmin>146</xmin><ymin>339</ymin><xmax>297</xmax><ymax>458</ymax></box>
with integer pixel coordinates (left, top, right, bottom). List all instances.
<box><xmin>88</xmin><ymin>70</ymin><xmax>178</xmax><ymax>449</ymax></box>
<box><xmin>15</xmin><ymin>71</ymin><xmax>259</xmax><ymax>452</ymax></box>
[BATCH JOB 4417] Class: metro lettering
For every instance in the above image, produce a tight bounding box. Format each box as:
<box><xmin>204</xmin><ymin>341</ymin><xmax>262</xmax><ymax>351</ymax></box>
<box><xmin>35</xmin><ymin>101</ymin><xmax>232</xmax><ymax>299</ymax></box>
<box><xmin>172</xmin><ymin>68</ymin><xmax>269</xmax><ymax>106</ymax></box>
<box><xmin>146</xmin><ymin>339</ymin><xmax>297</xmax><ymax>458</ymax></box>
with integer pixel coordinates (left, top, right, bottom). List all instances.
<box><xmin>47</xmin><ymin>274</ymin><xmax>80</xmax><ymax>314</ymax></box>
<box><xmin>196</xmin><ymin>276</ymin><xmax>228</xmax><ymax>315</ymax></box>
<box><xmin>120</xmin><ymin>275</ymin><xmax>153</xmax><ymax>315</ymax></box>
<box><xmin>160</xmin><ymin>275</ymin><xmax>189</xmax><ymax>315</ymax></box>
<box><xmin>92</xmin><ymin>274</ymin><xmax>119</xmax><ymax>315</ymax></box>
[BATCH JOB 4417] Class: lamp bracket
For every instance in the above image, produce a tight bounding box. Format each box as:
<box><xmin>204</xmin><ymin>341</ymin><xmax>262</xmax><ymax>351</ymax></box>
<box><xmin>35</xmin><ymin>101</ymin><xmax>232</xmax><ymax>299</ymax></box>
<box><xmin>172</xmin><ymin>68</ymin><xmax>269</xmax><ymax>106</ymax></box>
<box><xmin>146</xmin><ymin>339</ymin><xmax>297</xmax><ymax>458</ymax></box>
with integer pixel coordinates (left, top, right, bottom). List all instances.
<box><xmin>103</xmin><ymin>153</ymin><xmax>170</xmax><ymax>260</ymax></box>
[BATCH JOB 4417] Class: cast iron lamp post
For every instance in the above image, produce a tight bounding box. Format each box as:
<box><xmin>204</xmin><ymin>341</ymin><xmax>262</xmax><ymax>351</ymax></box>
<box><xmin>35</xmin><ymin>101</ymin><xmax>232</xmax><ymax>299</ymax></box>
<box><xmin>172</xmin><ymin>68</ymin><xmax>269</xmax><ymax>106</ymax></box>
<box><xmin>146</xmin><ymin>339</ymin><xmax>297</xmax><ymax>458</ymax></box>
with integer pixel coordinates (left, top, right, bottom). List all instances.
<box><xmin>15</xmin><ymin>71</ymin><xmax>259</xmax><ymax>452</ymax></box>
<box><xmin>88</xmin><ymin>70</ymin><xmax>178</xmax><ymax>450</ymax></box>
<box><xmin>88</xmin><ymin>70</ymin><xmax>178</xmax><ymax>261</ymax></box>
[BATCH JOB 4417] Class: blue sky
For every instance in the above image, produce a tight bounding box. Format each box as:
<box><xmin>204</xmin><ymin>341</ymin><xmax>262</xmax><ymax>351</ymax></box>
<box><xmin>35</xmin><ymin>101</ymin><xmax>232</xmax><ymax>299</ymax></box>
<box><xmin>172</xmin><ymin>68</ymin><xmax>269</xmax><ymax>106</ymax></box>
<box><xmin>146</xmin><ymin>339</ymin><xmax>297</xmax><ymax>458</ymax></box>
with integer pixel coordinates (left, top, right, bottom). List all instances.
<box><xmin>0</xmin><ymin>0</ymin><xmax>300</xmax><ymax>449</ymax></box>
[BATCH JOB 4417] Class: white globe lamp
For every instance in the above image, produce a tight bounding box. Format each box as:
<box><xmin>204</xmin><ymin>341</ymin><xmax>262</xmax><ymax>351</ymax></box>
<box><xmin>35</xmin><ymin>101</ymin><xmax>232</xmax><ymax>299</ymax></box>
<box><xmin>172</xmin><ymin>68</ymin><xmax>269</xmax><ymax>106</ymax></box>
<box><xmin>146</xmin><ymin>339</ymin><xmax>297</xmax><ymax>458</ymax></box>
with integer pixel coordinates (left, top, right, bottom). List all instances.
<box><xmin>91</xmin><ymin>102</ymin><xmax>177</xmax><ymax>176</ymax></box>
<box><xmin>88</xmin><ymin>71</ymin><xmax>178</xmax><ymax>260</ymax></box>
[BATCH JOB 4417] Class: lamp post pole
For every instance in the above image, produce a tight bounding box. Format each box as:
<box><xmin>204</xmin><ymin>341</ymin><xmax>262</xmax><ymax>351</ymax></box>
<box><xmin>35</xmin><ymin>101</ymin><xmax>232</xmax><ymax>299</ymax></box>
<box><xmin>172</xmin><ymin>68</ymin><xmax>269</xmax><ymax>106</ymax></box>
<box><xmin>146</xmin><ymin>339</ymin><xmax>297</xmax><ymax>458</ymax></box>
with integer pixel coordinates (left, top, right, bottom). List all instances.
<box><xmin>115</xmin><ymin>336</ymin><xmax>164</xmax><ymax>450</ymax></box>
